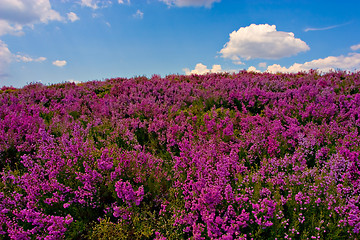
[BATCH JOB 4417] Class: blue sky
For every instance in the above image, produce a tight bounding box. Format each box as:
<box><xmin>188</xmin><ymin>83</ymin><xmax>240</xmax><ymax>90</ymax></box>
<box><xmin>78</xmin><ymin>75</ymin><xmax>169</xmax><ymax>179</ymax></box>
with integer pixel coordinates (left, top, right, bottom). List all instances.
<box><xmin>1</xmin><ymin>0</ymin><xmax>360</xmax><ymax>87</ymax></box>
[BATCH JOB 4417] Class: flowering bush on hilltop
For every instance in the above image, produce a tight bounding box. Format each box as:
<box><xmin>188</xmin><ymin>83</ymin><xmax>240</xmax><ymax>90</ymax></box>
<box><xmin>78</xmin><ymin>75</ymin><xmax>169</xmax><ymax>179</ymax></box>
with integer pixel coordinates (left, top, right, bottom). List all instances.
<box><xmin>0</xmin><ymin>70</ymin><xmax>360</xmax><ymax>239</ymax></box>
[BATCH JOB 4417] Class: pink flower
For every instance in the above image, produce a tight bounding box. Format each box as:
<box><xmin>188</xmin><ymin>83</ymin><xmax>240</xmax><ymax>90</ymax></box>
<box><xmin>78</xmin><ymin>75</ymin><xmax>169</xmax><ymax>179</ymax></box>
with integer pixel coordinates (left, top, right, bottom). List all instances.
<box><xmin>115</xmin><ymin>180</ymin><xmax>144</xmax><ymax>206</ymax></box>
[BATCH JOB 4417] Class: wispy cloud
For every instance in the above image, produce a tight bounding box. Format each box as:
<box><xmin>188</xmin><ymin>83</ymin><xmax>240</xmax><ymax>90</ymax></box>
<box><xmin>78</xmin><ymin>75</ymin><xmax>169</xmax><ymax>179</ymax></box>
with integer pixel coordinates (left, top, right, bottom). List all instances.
<box><xmin>67</xmin><ymin>12</ymin><xmax>80</xmax><ymax>22</ymax></box>
<box><xmin>258</xmin><ymin>62</ymin><xmax>267</xmax><ymax>68</ymax></box>
<box><xmin>1</xmin><ymin>40</ymin><xmax>47</xmax><ymax>78</ymax></box>
<box><xmin>80</xmin><ymin>0</ymin><xmax>112</xmax><ymax>9</ymax></box>
<box><xmin>16</xmin><ymin>55</ymin><xmax>46</xmax><ymax>63</ymax></box>
<box><xmin>118</xmin><ymin>0</ymin><xmax>130</xmax><ymax>4</ymax></box>
<box><xmin>133</xmin><ymin>10</ymin><xmax>144</xmax><ymax>19</ymax></box>
<box><xmin>0</xmin><ymin>40</ymin><xmax>12</xmax><ymax>77</ymax></box>
<box><xmin>304</xmin><ymin>22</ymin><xmax>350</xmax><ymax>32</ymax></box>
<box><xmin>160</xmin><ymin>0</ymin><xmax>220</xmax><ymax>8</ymax></box>
<box><xmin>351</xmin><ymin>43</ymin><xmax>360</xmax><ymax>51</ymax></box>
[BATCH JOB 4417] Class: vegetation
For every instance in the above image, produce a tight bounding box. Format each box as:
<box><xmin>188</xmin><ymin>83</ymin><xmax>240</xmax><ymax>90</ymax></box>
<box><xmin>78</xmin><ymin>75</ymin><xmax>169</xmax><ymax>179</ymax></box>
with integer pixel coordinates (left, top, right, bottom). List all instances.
<box><xmin>1</xmin><ymin>71</ymin><xmax>360</xmax><ymax>239</ymax></box>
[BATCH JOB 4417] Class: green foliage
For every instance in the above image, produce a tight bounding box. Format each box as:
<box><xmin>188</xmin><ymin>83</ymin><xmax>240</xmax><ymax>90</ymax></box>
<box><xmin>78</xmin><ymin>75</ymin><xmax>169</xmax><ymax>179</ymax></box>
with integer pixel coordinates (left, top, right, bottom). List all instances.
<box><xmin>89</xmin><ymin>218</ymin><xmax>128</xmax><ymax>240</ymax></box>
<box><xmin>115</xmin><ymin>136</ymin><xmax>133</xmax><ymax>151</ymax></box>
<box><xmin>89</xmin><ymin>211</ymin><xmax>155</xmax><ymax>239</ymax></box>
<box><xmin>134</xmin><ymin>127</ymin><xmax>150</xmax><ymax>147</ymax></box>
<box><xmin>204</xmin><ymin>96</ymin><xmax>231</xmax><ymax>111</ymax></box>
<box><xmin>69</xmin><ymin>111</ymin><xmax>81</xmax><ymax>120</ymax></box>
<box><xmin>94</xmin><ymin>85</ymin><xmax>112</xmax><ymax>98</ymax></box>
<box><xmin>0</xmin><ymin>146</ymin><xmax>25</xmax><ymax>172</ymax></box>
<box><xmin>39</xmin><ymin>111</ymin><xmax>54</xmax><ymax>125</ymax></box>
<box><xmin>66</xmin><ymin>220</ymin><xmax>90</xmax><ymax>240</ymax></box>
<box><xmin>89</xmin><ymin>122</ymin><xmax>114</xmax><ymax>149</ymax></box>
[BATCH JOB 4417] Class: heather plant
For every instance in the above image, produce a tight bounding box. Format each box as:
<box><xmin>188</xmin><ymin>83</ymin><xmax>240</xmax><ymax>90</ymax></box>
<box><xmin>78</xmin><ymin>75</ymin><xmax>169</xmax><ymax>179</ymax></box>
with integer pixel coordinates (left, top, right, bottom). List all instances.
<box><xmin>0</xmin><ymin>71</ymin><xmax>360</xmax><ymax>239</ymax></box>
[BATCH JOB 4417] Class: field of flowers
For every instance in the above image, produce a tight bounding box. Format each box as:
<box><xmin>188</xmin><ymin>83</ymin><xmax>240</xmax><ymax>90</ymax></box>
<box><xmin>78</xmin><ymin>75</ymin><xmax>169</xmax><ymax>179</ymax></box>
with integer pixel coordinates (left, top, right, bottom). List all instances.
<box><xmin>1</xmin><ymin>70</ymin><xmax>360</xmax><ymax>239</ymax></box>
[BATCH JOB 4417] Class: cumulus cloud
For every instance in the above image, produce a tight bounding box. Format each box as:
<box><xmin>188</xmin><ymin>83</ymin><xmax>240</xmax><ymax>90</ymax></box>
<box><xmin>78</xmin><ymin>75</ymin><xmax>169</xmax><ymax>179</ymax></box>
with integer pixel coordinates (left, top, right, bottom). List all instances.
<box><xmin>220</xmin><ymin>24</ymin><xmax>310</xmax><ymax>61</ymax></box>
<box><xmin>0</xmin><ymin>0</ymin><xmax>62</xmax><ymax>24</ymax></box>
<box><xmin>247</xmin><ymin>66</ymin><xmax>261</xmax><ymax>73</ymax></box>
<box><xmin>133</xmin><ymin>10</ymin><xmax>144</xmax><ymax>19</ymax></box>
<box><xmin>351</xmin><ymin>43</ymin><xmax>360</xmax><ymax>51</ymax></box>
<box><xmin>160</xmin><ymin>0</ymin><xmax>220</xmax><ymax>8</ymax></box>
<box><xmin>67</xmin><ymin>79</ymin><xmax>81</xmax><ymax>84</ymax></box>
<box><xmin>67</xmin><ymin>12</ymin><xmax>80</xmax><ymax>22</ymax></box>
<box><xmin>0</xmin><ymin>0</ymin><xmax>62</xmax><ymax>36</ymax></box>
<box><xmin>183</xmin><ymin>63</ymin><xmax>223</xmax><ymax>75</ymax></box>
<box><xmin>52</xmin><ymin>60</ymin><xmax>67</xmax><ymax>67</ymax></box>
<box><xmin>266</xmin><ymin>53</ymin><xmax>360</xmax><ymax>73</ymax></box>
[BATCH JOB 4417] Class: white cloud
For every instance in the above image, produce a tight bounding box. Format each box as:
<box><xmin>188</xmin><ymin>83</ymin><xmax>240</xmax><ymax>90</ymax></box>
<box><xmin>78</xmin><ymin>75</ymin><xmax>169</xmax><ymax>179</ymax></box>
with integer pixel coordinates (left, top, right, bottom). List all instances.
<box><xmin>15</xmin><ymin>55</ymin><xmax>46</xmax><ymax>63</ymax></box>
<box><xmin>304</xmin><ymin>25</ymin><xmax>337</xmax><ymax>32</ymax></box>
<box><xmin>118</xmin><ymin>0</ymin><xmax>130</xmax><ymax>4</ymax></box>
<box><xmin>80</xmin><ymin>0</ymin><xmax>99</xmax><ymax>9</ymax></box>
<box><xmin>160</xmin><ymin>0</ymin><xmax>220</xmax><ymax>8</ymax></box>
<box><xmin>67</xmin><ymin>12</ymin><xmax>79</xmax><ymax>22</ymax></box>
<box><xmin>304</xmin><ymin>22</ymin><xmax>350</xmax><ymax>32</ymax></box>
<box><xmin>183</xmin><ymin>63</ymin><xmax>223</xmax><ymax>75</ymax></box>
<box><xmin>92</xmin><ymin>13</ymin><xmax>101</xmax><ymax>18</ymax></box>
<box><xmin>258</xmin><ymin>62</ymin><xmax>267</xmax><ymax>68</ymax></box>
<box><xmin>0</xmin><ymin>40</ymin><xmax>12</xmax><ymax>77</ymax></box>
<box><xmin>133</xmin><ymin>10</ymin><xmax>144</xmax><ymax>19</ymax></box>
<box><xmin>67</xmin><ymin>79</ymin><xmax>81</xmax><ymax>84</ymax></box>
<box><xmin>234</xmin><ymin>60</ymin><xmax>244</xmax><ymax>65</ymax></box>
<box><xmin>351</xmin><ymin>44</ymin><xmax>360</xmax><ymax>51</ymax></box>
<box><xmin>211</xmin><ymin>64</ymin><xmax>222</xmax><ymax>73</ymax></box>
<box><xmin>247</xmin><ymin>66</ymin><xmax>261</xmax><ymax>73</ymax></box>
<box><xmin>0</xmin><ymin>20</ymin><xmax>24</xmax><ymax>36</ymax></box>
<box><xmin>266</xmin><ymin>53</ymin><xmax>360</xmax><ymax>73</ymax></box>
<box><xmin>80</xmin><ymin>0</ymin><xmax>112</xmax><ymax>9</ymax></box>
<box><xmin>0</xmin><ymin>0</ymin><xmax>62</xmax><ymax>36</ymax></box>
<box><xmin>52</xmin><ymin>60</ymin><xmax>67</xmax><ymax>67</ymax></box>
<box><xmin>36</xmin><ymin>56</ymin><xmax>47</xmax><ymax>62</ymax></box>
<box><xmin>0</xmin><ymin>40</ymin><xmax>46</xmax><ymax>77</ymax></box>
<box><xmin>220</xmin><ymin>24</ymin><xmax>310</xmax><ymax>61</ymax></box>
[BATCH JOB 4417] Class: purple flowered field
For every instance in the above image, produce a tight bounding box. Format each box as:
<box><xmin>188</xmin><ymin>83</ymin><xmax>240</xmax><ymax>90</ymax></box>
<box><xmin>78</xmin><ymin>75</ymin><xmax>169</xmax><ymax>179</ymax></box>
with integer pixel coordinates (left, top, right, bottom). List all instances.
<box><xmin>1</xmin><ymin>71</ymin><xmax>360</xmax><ymax>239</ymax></box>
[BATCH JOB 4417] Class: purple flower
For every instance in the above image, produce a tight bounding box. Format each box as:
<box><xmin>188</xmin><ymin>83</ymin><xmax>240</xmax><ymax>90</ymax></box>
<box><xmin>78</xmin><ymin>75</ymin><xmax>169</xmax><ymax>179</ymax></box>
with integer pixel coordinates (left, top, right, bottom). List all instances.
<box><xmin>97</xmin><ymin>148</ymin><xmax>114</xmax><ymax>171</ymax></box>
<box><xmin>114</xmin><ymin>180</ymin><xmax>144</xmax><ymax>207</ymax></box>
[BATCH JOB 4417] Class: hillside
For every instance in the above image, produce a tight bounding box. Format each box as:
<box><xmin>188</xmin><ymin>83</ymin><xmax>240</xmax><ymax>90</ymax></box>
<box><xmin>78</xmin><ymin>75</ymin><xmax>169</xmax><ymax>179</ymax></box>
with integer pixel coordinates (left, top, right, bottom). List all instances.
<box><xmin>1</xmin><ymin>71</ymin><xmax>360</xmax><ymax>239</ymax></box>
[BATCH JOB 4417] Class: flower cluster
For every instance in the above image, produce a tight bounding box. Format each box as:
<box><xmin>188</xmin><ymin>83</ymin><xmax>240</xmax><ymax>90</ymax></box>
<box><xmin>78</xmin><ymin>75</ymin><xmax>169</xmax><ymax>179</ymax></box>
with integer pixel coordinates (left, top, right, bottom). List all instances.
<box><xmin>1</xmin><ymin>70</ymin><xmax>360</xmax><ymax>239</ymax></box>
